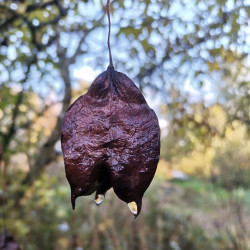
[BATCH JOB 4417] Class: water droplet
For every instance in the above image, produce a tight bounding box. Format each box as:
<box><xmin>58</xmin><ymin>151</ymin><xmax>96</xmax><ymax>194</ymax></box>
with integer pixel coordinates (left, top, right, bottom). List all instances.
<box><xmin>128</xmin><ymin>201</ymin><xmax>137</xmax><ymax>215</ymax></box>
<box><xmin>95</xmin><ymin>194</ymin><xmax>104</xmax><ymax>205</ymax></box>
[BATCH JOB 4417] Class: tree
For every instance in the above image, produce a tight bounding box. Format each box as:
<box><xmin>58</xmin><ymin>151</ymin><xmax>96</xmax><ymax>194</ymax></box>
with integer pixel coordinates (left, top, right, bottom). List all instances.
<box><xmin>0</xmin><ymin>0</ymin><xmax>249</xmax><ymax>234</ymax></box>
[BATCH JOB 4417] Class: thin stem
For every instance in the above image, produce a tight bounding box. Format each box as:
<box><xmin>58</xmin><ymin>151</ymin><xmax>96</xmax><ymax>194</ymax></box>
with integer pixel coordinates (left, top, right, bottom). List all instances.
<box><xmin>106</xmin><ymin>0</ymin><xmax>113</xmax><ymax>67</ymax></box>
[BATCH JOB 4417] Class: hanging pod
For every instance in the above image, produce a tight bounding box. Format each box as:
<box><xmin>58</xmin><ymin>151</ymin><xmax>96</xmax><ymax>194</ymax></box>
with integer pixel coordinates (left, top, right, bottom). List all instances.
<box><xmin>61</xmin><ymin>1</ymin><xmax>160</xmax><ymax>217</ymax></box>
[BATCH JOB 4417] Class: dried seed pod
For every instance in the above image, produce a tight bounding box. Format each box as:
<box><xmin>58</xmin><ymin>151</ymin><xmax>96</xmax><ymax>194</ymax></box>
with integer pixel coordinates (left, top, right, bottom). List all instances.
<box><xmin>61</xmin><ymin>0</ymin><xmax>160</xmax><ymax>217</ymax></box>
<box><xmin>61</xmin><ymin>66</ymin><xmax>160</xmax><ymax>217</ymax></box>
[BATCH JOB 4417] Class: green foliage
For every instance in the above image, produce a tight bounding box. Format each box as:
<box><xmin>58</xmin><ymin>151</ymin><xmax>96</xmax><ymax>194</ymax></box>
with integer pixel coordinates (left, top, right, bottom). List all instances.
<box><xmin>2</xmin><ymin>175</ymin><xmax>241</xmax><ymax>250</ymax></box>
<box><xmin>213</xmin><ymin>142</ymin><xmax>250</xmax><ymax>189</ymax></box>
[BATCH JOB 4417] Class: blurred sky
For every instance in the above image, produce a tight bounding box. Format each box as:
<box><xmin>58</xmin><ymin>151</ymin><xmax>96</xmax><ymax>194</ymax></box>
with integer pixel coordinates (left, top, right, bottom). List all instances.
<box><xmin>2</xmin><ymin>0</ymin><xmax>250</xmax><ymax>131</ymax></box>
<box><xmin>71</xmin><ymin>0</ymin><xmax>219</xmax><ymax>130</ymax></box>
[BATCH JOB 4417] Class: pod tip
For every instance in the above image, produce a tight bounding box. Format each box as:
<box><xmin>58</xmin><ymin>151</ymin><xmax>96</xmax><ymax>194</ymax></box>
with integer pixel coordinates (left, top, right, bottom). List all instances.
<box><xmin>95</xmin><ymin>194</ymin><xmax>105</xmax><ymax>206</ymax></box>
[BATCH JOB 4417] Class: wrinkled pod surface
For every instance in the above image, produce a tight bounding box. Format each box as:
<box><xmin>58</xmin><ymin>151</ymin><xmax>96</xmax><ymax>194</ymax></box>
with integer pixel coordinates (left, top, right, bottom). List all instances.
<box><xmin>61</xmin><ymin>66</ymin><xmax>160</xmax><ymax>217</ymax></box>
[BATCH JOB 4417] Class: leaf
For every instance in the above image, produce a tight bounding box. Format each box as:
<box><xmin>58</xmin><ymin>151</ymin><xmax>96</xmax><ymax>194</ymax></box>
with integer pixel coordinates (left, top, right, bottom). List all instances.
<box><xmin>208</xmin><ymin>62</ymin><xmax>221</xmax><ymax>71</ymax></box>
<box><xmin>195</xmin><ymin>71</ymin><xmax>204</xmax><ymax>77</ymax></box>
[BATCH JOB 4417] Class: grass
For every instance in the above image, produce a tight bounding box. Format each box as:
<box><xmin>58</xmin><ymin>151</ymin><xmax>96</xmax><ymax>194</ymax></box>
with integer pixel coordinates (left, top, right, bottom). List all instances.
<box><xmin>4</xmin><ymin>172</ymin><xmax>250</xmax><ymax>250</ymax></box>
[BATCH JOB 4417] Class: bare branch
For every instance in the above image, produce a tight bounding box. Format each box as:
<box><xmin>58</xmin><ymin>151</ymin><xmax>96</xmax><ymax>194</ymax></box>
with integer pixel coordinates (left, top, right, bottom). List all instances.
<box><xmin>2</xmin><ymin>55</ymin><xmax>37</xmax><ymax>151</ymax></box>
<box><xmin>20</xmin><ymin>43</ymin><xmax>72</xmax><ymax>191</ymax></box>
<box><xmin>68</xmin><ymin>13</ymin><xmax>106</xmax><ymax>65</ymax></box>
<box><xmin>26</xmin><ymin>0</ymin><xmax>57</xmax><ymax>12</ymax></box>
<box><xmin>0</xmin><ymin>1</ymin><xmax>68</xmax><ymax>50</ymax></box>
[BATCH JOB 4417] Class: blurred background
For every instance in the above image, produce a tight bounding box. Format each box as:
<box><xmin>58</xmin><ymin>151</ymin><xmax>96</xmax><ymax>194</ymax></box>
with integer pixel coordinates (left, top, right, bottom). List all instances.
<box><xmin>0</xmin><ymin>0</ymin><xmax>250</xmax><ymax>249</ymax></box>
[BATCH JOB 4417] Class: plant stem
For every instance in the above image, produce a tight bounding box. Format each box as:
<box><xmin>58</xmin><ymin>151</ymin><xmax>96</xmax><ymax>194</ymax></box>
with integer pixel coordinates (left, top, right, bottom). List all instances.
<box><xmin>106</xmin><ymin>0</ymin><xmax>113</xmax><ymax>67</ymax></box>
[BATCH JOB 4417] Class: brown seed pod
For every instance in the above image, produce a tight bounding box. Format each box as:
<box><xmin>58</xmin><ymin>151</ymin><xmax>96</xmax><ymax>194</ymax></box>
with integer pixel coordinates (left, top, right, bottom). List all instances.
<box><xmin>61</xmin><ymin>0</ymin><xmax>160</xmax><ymax>217</ymax></box>
<box><xmin>61</xmin><ymin>66</ymin><xmax>160</xmax><ymax>217</ymax></box>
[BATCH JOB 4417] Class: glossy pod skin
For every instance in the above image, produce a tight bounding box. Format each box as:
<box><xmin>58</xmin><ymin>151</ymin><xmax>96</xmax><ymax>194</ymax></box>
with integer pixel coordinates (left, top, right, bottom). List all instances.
<box><xmin>61</xmin><ymin>66</ymin><xmax>160</xmax><ymax>217</ymax></box>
